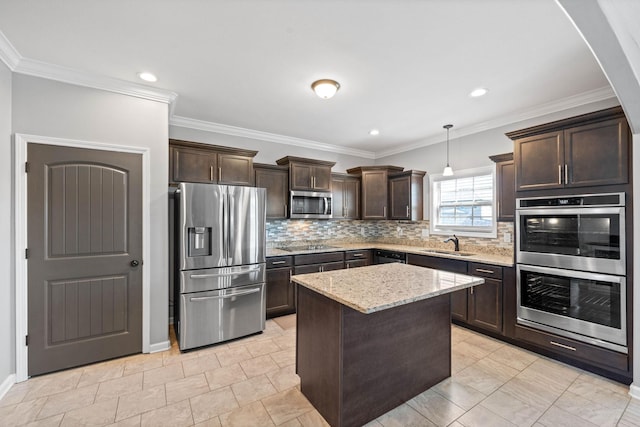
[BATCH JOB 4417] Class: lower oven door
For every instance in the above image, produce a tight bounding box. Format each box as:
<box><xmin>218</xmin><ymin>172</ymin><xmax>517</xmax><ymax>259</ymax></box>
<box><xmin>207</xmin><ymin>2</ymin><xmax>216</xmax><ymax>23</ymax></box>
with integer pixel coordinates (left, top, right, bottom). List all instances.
<box><xmin>178</xmin><ymin>283</ymin><xmax>266</xmax><ymax>350</ymax></box>
<box><xmin>517</xmin><ymin>264</ymin><xmax>626</xmax><ymax>352</ymax></box>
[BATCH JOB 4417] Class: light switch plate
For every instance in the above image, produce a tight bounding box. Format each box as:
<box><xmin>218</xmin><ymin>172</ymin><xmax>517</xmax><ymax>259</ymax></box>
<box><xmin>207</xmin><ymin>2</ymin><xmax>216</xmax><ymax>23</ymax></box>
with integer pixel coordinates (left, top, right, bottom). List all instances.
<box><xmin>504</xmin><ymin>232</ymin><xmax>512</xmax><ymax>243</ymax></box>
<box><xmin>421</xmin><ymin>228</ymin><xmax>430</xmax><ymax>238</ymax></box>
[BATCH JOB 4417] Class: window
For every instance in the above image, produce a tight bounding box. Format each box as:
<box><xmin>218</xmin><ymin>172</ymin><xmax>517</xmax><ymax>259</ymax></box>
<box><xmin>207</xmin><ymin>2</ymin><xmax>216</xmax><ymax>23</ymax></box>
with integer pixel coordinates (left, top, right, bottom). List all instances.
<box><xmin>430</xmin><ymin>166</ymin><xmax>496</xmax><ymax>237</ymax></box>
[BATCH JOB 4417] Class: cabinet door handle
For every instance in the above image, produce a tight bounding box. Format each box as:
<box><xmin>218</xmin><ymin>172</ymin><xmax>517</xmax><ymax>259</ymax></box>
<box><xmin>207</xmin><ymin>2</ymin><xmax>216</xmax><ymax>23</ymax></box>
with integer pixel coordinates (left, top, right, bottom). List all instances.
<box><xmin>346</xmin><ymin>263</ymin><xmax>350</xmax><ymax>269</ymax></box>
<box><xmin>284</xmin><ymin>204</ymin><xmax>287</xmax><ymax>217</ymax></box>
<box><xmin>218</xmin><ymin>167</ymin><xmax>222</xmax><ymax>179</ymax></box>
<box><xmin>271</xmin><ymin>260</ymin><xmax>286</xmax><ymax>265</ymax></box>
<box><xmin>352</xmin><ymin>253</ymin><xmax>364</xmax><ymax>257</ymax></box>
<box><xmin>475</xmin><ymin>268</ymin><xmax>495</xmax><ymax>274</ymax></box>
<box><xmin>564</xmin><ymin>164</ymin><xmax>569</xmax><ymax>184</ymax></box>
<box><xmin>210</xmin><ymin>166</ymin><xmax>214</xmax><ymax>181</ymax></box>
<box><xmin>406</xmin><ymin>206</ymin><xmax>409</xmax><ymax>217</ymax></box>
<box><xmin>289</xmin><ymin>270</ymin><xmax>292</xmax><ymax>281</ymax></box>
<box><xmin>558</xmin><ymin>165</ymin><xmax>562</xmax><ymax>184</ymax></box>
<box><xmin>383</xmin><ymin>206</ymin><xmax>387</xmax><ymax>217</ymax></box>
<box><xmin>470</xmin><ymin>287</ymin><xmax>474</xmax><ymax>295</ymax></box>
<box><xmin>550</xmin><ymin>341</ymin><xmax>576</xmax><ymax>351</ymax></box>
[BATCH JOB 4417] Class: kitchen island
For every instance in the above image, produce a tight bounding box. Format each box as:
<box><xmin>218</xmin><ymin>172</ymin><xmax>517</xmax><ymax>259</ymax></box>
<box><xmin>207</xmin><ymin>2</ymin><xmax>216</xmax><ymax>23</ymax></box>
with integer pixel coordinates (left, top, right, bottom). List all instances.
<box><xmin>291</xmin><ymin>263</ymin><xmax>484</xmax><ymax>427</ymax></box>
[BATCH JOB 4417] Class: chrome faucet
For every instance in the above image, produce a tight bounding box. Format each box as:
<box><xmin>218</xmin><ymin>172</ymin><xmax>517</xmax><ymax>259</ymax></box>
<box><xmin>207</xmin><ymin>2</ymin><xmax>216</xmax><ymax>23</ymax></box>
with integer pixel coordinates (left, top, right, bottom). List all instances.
<box><xmin>444</xmin><ymin>235</ymin><xmax>460</xmax><ymax>252</ymax></box>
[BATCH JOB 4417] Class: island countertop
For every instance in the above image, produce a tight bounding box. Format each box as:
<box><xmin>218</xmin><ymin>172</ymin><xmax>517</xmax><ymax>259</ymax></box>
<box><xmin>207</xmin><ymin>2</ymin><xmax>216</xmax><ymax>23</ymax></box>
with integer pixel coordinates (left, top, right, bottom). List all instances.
<box><xmin>291</xmin><ymin>263</ymin><xmax>484</xmax><ymax>314</ymax></box>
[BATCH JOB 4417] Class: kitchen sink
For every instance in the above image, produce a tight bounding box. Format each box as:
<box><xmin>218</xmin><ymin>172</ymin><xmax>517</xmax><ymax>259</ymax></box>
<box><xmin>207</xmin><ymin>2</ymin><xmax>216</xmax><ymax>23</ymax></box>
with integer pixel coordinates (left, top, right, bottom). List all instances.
<box><xmin>421</xmin><ymin>249</ymin><xmax>475</xmax><ymax>257</ymax></box>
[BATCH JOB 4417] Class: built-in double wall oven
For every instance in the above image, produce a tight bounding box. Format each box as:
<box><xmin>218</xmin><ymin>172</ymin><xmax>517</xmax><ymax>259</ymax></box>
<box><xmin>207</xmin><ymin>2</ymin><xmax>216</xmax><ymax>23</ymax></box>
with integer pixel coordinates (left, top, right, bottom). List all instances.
<box><xmin>516</xmin><ymin>192</ymin><xmax>627</xmax><ymax>353</ymax></box>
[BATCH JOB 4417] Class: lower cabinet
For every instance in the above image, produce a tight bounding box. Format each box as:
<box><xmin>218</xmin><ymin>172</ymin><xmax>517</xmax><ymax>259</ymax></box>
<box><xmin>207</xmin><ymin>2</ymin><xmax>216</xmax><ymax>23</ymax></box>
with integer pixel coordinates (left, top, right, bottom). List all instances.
<box><xmin>345</xmin><ymin>249</ymin><xmax>372</xmax><ymax>268</ymax></box>
<box><xmin>266</xmin><ymin>256</ymin><xmax>295</xmax><ymax>318</ymax></box>
<box><xmin>407</xmin><ymin>254</ymin><xmax>504</xmax><ymax>335</ymax></box>
<box><xmin>294</xmin><ymin>252</ymin><xmax>345</xmax><ymax>274</ymax></box>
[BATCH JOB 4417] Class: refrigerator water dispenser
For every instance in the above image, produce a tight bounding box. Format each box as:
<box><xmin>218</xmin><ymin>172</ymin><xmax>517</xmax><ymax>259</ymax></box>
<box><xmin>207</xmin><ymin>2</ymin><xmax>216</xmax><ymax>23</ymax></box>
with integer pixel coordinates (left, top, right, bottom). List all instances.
<box><xmin>188</xmin><ymin>227</ymin><xmax>212</xmax><ymax>257</ymax></box>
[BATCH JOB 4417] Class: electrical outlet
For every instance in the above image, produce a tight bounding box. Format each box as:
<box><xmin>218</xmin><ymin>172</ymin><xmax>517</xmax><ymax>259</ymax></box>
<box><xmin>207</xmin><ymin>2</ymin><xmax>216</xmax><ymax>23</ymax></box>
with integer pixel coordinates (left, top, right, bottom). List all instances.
<box><xmin>361</xmin><ymin>226</ymin><xmax>366</xmax><ymax>236</ymax></box>
<box><xmin>397</xmin><ymin>226</ymin><xmax>403</xmax><ymax>236</ymax></box>
<box><xmin>421</xmin><ymin>228</ymin><xmax>430</xmax><ymax>238</ymax></box>
<box><xmin>503</xmin><ymin>232</ymin><xmax>512</xmax><ymax>243</ymax></box>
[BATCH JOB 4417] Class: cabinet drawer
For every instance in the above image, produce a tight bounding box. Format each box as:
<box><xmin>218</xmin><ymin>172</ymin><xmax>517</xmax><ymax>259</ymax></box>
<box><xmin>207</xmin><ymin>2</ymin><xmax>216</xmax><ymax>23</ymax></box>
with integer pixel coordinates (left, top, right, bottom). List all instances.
<box><xmin>294</xmin><ymin>252</ymin><xmax>344</xmax><ymax>266</ymax></box>
<box><xmin>514</xmin><ymin>324</ymin><xmax>628</xmax><ymax>373</ymax></box>
<box><xmin>345</xmin><ymin>250</ymin><xmax>372</xmax><ymax>261</ymax></box>
<box><xmin>267</xmin><ymin>256</ymin><xmax>293</xmax><ymax>269</ymax></box>
<box><xmin>469</xmin><ymin>262</ymin><xmax>502</xmax><ymax>279</ymax></box>
<box><xmin>346</xmin><ymin>259</ymin><xmax>369</xmax><ymax>269</ymax></box>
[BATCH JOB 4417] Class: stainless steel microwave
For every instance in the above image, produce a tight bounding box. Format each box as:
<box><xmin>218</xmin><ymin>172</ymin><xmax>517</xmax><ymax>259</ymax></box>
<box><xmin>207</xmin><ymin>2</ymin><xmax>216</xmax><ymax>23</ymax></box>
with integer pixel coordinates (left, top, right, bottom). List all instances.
<box><xmin>289</xmin><ymin>190</ymin><xmax>332</xmax><ymax>219</ymax></box>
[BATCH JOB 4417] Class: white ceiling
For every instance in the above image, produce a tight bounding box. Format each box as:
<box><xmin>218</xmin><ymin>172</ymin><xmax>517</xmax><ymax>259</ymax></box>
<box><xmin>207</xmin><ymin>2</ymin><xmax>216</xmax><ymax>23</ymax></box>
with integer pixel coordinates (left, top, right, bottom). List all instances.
<box><xmin>0</xmin><ymin>0</ymin><xmax>614</xmax><ymax>158</ymax></box>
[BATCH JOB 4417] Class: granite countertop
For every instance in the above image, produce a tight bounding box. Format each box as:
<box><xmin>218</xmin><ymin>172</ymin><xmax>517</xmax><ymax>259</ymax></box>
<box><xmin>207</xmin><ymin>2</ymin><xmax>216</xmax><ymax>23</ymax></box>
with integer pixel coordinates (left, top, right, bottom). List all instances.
<box><xmin>266</xmin><ymin>242</ymin><xmax>514</xmax><ymax>267</ymax></box>
<box><xmin>291</xmin><ymin>263</ymin><xmax>484</xmax><ymax>314</ymax></box>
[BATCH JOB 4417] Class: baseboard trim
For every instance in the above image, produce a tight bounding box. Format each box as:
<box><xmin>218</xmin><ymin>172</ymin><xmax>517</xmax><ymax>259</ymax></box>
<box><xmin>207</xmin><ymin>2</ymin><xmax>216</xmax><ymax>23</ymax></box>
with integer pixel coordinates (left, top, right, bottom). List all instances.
<box><xmin>0</xmin><ymin>374</ymin><xmax>16</xmax><ymax>401</ymax></box>
<box><xmin>629</xmin><ymin>383</ymin><xmax>640</xmax><ymax>400</ymax></box>
<box><xmin>149</xmin><ymin>340</ymin><xmax>171</xmax><ymax>354</ymax></box>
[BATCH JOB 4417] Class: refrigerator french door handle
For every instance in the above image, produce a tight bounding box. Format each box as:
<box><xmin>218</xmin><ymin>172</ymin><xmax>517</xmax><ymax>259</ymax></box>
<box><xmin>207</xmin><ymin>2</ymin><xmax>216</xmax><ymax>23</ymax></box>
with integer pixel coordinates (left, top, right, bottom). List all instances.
<box><xmin>189</xmin><ymin>287</ymin><xmax>261</xmax><ymax>301</ymax></box>
<box><xmin>227</xmin><ymin>190</ymin><xmax>233</xmax><ymax>265</ymax></box>
<box><xmin>189</xmin><ymin>266</ymin><xmax>262</xmax><ymax>279</ymax></box>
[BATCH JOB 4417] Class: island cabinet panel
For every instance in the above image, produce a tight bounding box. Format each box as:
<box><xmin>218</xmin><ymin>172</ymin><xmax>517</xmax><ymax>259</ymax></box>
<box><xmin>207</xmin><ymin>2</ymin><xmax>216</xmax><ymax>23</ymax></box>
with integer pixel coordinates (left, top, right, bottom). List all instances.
<box><xmin>297</xmin><ymin>285</ymin><xmax>451</xmax><ymax>427</ymax></box>
<box><xmin>266</xmin><ymin>256</ymin><xmax>294</xmax><ymax>318</ymax></box>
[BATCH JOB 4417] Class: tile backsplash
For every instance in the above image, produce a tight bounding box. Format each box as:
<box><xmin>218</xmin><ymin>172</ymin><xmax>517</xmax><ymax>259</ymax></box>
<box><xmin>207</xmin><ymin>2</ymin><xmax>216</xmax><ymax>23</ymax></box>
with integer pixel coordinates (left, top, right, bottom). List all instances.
<box><xmin>266</xmin><ymin>219</ymin><xmax>514</xmax><ymax>257</ymax></box>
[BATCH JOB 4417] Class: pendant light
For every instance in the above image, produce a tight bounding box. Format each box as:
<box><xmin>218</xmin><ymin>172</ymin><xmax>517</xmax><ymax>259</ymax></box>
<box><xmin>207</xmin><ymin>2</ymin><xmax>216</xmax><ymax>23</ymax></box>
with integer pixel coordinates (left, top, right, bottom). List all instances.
<box><xmin>443</xmin><ymin>124</ymin><xmax>454</xmax><ymax>176</ymax></box>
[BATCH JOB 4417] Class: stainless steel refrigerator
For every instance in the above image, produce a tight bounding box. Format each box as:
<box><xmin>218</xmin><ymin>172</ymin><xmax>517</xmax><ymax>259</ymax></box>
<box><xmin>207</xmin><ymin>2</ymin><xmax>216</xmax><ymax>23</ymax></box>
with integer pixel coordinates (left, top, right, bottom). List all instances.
<box><xmin>174</xmin><ymin>183</ymin><xmax>266</xmax><ymax>350</ymax></box>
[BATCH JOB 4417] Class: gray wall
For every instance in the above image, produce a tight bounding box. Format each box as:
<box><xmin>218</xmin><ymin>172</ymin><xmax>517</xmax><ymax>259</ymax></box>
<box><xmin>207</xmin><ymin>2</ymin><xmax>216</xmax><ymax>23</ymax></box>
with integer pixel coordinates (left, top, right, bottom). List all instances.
<box><xmin>0</xmin><ymin>61</ymin><xmax>13</xmax><ymax>384</ymax></box>
<box><xmin>11</xmin><ymin>75</ymin><xmax>170</xmax><ymax>347</ymax></box>
<box><xmin>169</xmin><ymin>126</ymin><xmax>375</xmax><ymax>172</ymax></box>
<box><xmin>376</xmin><ymin>97</ymin><xmax>621</xmax><ymax>218</ymax></box>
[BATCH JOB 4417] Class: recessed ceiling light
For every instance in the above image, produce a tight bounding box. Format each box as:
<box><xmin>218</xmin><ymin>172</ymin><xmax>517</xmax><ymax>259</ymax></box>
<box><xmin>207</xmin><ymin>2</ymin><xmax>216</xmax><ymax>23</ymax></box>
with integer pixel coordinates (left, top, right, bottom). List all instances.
<box><xmin>138</xmin><ymin>72</ymin><xmax>157</xmax><ymax>82</ymax></box>
<box><xmin>369</xmin><ymin>129</ymin><xmax>380</xmax><ymax>136</ymax></box>
<box><xmin>469</xmin><ymin>87</ymin><xmax>488</xmax><ymax>97</ymax></box>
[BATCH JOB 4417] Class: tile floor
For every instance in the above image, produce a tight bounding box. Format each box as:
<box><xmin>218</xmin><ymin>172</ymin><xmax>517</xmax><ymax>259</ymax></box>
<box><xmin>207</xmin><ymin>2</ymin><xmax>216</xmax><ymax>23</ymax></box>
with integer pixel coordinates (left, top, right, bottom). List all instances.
<box><xmin>1</xmin><ymin>314</ymin><xmax>638</xmax><ymax>426</ymax></box>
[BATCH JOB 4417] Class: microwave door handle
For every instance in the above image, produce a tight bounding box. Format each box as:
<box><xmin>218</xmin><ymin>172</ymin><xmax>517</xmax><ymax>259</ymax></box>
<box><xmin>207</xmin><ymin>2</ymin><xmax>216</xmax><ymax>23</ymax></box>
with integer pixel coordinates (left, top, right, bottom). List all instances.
<box><xmin>324</xmin><ymin>197</ymin><xmax>328</xmax><ymax>215</ymax></box>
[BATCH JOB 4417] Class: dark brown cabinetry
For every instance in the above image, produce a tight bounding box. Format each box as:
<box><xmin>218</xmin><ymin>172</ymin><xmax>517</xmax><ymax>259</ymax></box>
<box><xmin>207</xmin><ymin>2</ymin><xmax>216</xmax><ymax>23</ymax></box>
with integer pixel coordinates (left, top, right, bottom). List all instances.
<box><xmin>347</xmin><ymin>166</ymin><xmax>404</xmax><ymax>220</ymax></box>
<box><xmin>389</xmin><ymin>170</ymin><xmax>426</xmax><ymax>221</ymax></box>
<box><xmin>276</xmin><ymin>156</ymin><xmax>335</xmax><ymax>191</ymax></box>
<box><xmin>332</xmin><ymin>174</ymin><xmax>360</xmax><ymax>219</ymax></box>
<box><xmin>266</xmin><ymin>256</ymin><xmax>295</xmax><ymax>318</ymax></box>
<box><xmin>294</xmin><ymin>252</ymin><xmax>345</xmax><ymax>274</ymax></box>
<box><xmin>508</xmin><ymin>107</ymin><xmax>630</xmax><ymax>192</ymax></box>
<box><xmin>489</xmin><ymin>153</ymin><xmax>515</xmax><ymax>222</ymax></box>
<box><xmin>254</xmin><ymin>164</ymin><xmax>288</xmax><ymax>219</ymax></box>
<box><xmin>345</xmin><ymin>250</ymin><xmax>372</xmax><ymax>269</ymax></box>
<box><xmin>169</xmin><ymin>139</ymin><xmax>257</xmax><ymax>185</ymax></box>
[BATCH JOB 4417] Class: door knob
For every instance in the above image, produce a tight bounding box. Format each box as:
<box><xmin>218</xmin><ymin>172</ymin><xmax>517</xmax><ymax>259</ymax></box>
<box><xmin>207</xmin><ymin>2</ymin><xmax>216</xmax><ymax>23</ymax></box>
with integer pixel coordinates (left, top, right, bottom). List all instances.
<box><xmin>130</xmin><ymin>260</ymin><xmax>140</xmax><ymax>267</ymax></box>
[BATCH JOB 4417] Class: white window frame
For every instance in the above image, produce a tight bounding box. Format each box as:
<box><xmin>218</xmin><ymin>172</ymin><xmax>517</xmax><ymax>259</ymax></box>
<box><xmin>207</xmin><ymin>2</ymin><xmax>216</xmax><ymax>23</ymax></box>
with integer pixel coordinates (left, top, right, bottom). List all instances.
<box><xmin>429</xmin><ymin>165</ymin><xmax>497</xmax><ymax>238</ymax></box>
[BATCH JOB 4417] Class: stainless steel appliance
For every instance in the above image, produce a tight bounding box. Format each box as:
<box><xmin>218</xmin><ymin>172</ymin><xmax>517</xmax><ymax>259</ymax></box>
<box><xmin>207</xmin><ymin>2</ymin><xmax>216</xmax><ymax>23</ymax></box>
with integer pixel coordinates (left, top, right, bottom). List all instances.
<box><xmin>515</xmin><ymin>192</ymin><xmax>627</xmax><ymax>352</ymax></box>
<box><xmin>174</xmin><ymin>183</ymin><xmax>266</xmax><ymax>350</ymax></box>
<box><xmin>289</xmin><ymin>190</ymin><xmax>332</xmax><ymax>219</ymax></box>
<box><xmin>517</xmin><ymin>264</ymin><xmax>626</xmax><ymax>352</ymax></box>
<box><xmin>516</xmin><ymin>192</ymin><xmax>625</xmax><ymax>275</ymax></box>
<box><xmin>374</xmin><ymin>250</ymin><xmax>407</xmax><ymax>264</ymax></box>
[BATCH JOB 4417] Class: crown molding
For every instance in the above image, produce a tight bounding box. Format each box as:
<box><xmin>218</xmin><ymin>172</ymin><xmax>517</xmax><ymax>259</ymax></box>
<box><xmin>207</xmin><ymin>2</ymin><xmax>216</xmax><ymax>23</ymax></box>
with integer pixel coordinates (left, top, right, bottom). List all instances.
<box><xmin>0</xmin><ymin>30</ymin><xmax>21</xmax><ymax>70</ymax></box>
<box><xmin>170</xmin><ymin>115</ymin><xmax>376</xmax><ymax>159</ymax></box>
<box><xmin>14</xmin><ymin>57</ymin><xmax>178</xmax><ymax>105</ymax></box>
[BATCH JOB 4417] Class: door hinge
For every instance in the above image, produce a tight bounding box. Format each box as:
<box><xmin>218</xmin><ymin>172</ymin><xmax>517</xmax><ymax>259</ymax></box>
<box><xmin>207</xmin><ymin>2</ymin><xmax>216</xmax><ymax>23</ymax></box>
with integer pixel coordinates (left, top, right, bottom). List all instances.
<box><xmin>25</xmin><ymin>162</ymin><xmax>29</xmax><ymax>173</ymax></box>
<box><xmin>25</xmin><ymin>248</ymin><xmax>29</xmax><ymax>259</ymax></box>
<box><xmin>25</xmin><ymin>335</ymin><xmax>29</xmax><ymax>346</ymax></box>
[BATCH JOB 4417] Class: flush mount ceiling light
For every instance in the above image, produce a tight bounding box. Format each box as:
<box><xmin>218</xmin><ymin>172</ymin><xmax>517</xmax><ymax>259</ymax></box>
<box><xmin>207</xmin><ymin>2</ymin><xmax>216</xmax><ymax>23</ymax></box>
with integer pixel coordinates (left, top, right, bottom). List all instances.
<box><xmin>311</xmin><ymin>79</ymin><xmax>340</xmax><ymax>99</ymax></box>
<box><xmin>369</xmin><ymin>129</ymin><xmax>380</xmax><ymax>136</ymax></box>
<box><xmin>443</xmin><ymin>124</ymin><xmax>454</xmax><ymax>176</ymax></box>
<box><xmin>469</xmin><ymin>87</ymin><xmax>488</xmax><ymax>97</ymax></box>
<box><xmin>137</xmin><ymin>72</ymin><xmax>157</xmax><ymax>82</ymax></box>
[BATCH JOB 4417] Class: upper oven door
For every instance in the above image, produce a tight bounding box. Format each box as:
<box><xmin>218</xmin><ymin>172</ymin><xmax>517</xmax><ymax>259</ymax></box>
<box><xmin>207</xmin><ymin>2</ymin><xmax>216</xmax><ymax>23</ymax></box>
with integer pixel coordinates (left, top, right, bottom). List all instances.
<box><xmin>516</xmin><ymin>206</ymin><xmax>625</xmax><ymax>275</ymax></box>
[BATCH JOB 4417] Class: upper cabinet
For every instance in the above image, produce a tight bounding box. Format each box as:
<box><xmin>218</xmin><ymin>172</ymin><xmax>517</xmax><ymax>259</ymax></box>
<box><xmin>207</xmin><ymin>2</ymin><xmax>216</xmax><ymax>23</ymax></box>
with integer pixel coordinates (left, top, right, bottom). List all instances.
<box><xmin>388</xmin><ymin>170</ymin><xmax>426</xmax><ymax>221</ymax></box>
<box><xmin>254</xmin><ymin>164</ymin><xmax>289</xmax><ymax>219</ymax></box>
<box><xmin>169</xmin><ymin>139</ymin><xmax>257</xmax><ymax>186</ymax></box>
<box><xmin>276</xmin><ymin>156</ymin><xmax>335</xmax><ymax>192</ymax></box>
<box><xmin>507</xmin><ymin>107</ymin><xmax>630</xmax><ymax>192</ymax></box>
<box><xmin>347</xmin><ymin>166</ymin><xmax>404</xmax><ymax>220</ymax></box>
<box><xmin>332</xmin><ymin>174</ymin><xmax>360</xmax><ymax>219</ymax></box>
<box><xmin>489</xmin><ymin>153</ymin><xmax>515</xmax><ymax>222</ymax></box>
